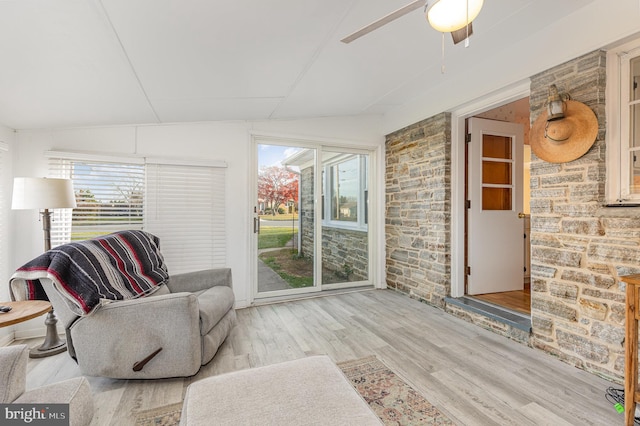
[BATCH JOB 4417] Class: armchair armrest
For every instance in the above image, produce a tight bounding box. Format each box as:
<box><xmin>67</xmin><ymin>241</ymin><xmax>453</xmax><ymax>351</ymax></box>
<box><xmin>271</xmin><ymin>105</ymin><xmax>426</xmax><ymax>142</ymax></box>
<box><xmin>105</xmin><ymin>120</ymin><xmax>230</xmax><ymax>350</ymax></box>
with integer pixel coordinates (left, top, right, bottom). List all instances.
<box><xmin>166</xmin><ymin>268</ymin><xmax>232</xmax><ymax>293</ymax></box>
<box><xmin>0</xmin><ymin>345</ymin><xmax>28</xmax><ymax>403</ymax></box>
<box><xmin>69</xmin><ymin>292</ymin><xmax>202</xmax><ymax>379</ymax></box>
<box><xmin>15</xmin><ymin>377</ymin><xmax>94</xmax><ymax>426</ymax></box>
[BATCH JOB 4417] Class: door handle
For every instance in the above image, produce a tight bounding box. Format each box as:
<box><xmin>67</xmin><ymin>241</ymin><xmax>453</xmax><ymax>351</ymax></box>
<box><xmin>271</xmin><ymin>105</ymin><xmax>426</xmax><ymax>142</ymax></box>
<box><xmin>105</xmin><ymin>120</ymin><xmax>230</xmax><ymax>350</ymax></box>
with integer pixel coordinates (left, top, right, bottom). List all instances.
<box><xmin>253</xmin><ymin>217</ymin><xmax>260</xmax><ymax>234</ymax></box>
<box><xmin>518</xmin><ymin>212</ymin><xmax>526</xmax><ymax>219</ymax></box>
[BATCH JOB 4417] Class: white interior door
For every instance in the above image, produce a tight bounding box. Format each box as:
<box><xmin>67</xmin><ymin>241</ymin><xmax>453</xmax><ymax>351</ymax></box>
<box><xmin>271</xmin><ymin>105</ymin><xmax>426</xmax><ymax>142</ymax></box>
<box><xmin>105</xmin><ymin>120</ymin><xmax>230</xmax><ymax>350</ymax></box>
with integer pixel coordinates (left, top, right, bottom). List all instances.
<box><xmin>467</xmin><ymin>117</ymin><xmax>524</xmax><ymax>295</ymax></box>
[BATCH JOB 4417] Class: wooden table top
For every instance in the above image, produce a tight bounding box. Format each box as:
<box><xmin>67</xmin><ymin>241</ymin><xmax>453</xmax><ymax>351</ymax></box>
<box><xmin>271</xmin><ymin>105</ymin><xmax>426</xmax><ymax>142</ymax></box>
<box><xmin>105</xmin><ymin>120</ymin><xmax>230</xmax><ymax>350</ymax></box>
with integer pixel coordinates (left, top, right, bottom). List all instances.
<box><xmin>0</xmin><ymin>301</ymin><xmax>52</xmax><ymax>327</ymax></box>
<box><xmin>621</xmin><ymin>274</ymin><xmax>640</xmax><ymax>285</ymax></box>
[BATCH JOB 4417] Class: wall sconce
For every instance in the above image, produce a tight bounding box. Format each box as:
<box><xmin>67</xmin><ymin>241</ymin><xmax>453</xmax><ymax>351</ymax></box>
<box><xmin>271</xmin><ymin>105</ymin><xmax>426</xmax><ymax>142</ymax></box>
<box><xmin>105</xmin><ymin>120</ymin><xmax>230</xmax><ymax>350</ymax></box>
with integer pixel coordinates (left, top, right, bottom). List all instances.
<box><xmin>546</xmin><ymin>84</ymin><xmax>568</xmax><ymax>122</ymax></box>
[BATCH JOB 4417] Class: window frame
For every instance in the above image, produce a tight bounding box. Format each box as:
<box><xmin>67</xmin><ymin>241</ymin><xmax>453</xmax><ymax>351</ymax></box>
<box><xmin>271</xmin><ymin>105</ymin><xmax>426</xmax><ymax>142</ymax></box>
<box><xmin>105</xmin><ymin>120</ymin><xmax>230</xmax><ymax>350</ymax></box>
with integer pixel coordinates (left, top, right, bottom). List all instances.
<box><xmin>606</xmin><ymin>39</ymin><xmax>640</xmax><ymax>204</ymax></box>
<box><xmin>321</xmin><ymin>153</ymin><xmax>368</xmax><ymax>231</ymax></box>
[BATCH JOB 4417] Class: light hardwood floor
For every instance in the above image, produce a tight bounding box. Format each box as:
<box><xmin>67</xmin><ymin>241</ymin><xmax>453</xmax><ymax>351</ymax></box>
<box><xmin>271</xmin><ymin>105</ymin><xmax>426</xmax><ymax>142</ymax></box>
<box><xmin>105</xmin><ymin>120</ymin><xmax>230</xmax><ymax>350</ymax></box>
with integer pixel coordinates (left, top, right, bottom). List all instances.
<box><xmin>17</xmin><ymin>289</ymin><xmax>618</xmax><ymax>425</ymax></box>
<box><xmin>473</xmin><ymin>286</ymin><xmax>532</xmax><ymax>315</ymax></box>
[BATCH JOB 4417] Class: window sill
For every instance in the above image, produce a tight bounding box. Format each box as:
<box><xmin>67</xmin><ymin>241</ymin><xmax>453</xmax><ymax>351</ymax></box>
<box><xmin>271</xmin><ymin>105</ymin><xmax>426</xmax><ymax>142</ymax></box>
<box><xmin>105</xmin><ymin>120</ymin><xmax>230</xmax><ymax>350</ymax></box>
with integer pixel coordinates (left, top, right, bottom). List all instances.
<box><xmin>321</xmin><ymin>222</ymin><xmax>368</xmax><ymax>233</ymax></box>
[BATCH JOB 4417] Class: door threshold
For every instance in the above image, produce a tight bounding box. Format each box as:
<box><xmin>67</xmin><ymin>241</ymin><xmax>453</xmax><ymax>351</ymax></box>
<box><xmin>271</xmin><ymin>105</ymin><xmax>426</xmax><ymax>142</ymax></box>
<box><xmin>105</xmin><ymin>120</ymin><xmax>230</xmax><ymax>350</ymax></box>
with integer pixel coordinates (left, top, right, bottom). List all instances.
<box><xmin>445</xmin><ymin>296</ymin><xmax>531</xmax><ymax>332</ymax></box>
<box><xmin>252</xmin><ymin>286</ymin><xmax>375</xmax><ymax>307</ymax></box>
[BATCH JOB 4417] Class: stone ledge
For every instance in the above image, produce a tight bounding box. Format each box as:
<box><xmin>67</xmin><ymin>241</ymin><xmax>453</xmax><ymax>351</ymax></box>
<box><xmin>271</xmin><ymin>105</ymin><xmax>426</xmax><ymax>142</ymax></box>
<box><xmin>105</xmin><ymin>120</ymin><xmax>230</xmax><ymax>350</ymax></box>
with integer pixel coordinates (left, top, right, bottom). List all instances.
<box><xmin>597</xmin><ymin>205</ymin><xmax>640</xmax><ymax>218</ymax></box>
<box><xmin>444</xmin><ymin>296</ymin><xmax>532</xmax><ymax>332</ymax></box>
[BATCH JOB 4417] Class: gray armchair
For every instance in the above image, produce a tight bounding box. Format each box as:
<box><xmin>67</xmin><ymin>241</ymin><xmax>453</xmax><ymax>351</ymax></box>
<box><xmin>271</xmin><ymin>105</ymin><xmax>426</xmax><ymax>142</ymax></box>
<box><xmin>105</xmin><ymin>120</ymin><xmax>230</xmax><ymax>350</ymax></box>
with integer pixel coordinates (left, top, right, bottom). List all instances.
<box><xmin>41</xmin><ymin>268</ymin><xmax>236</xmax><ymax>379</ymax></box>
<box><xmin>11</xmin><ymin>231</ymin><xmax>237</xmax><ymax>380</ymax></box>
<box><xmin>0</xmin><ymin>344</ymin><xmax>93</xmax><ymax>426</ymax></box>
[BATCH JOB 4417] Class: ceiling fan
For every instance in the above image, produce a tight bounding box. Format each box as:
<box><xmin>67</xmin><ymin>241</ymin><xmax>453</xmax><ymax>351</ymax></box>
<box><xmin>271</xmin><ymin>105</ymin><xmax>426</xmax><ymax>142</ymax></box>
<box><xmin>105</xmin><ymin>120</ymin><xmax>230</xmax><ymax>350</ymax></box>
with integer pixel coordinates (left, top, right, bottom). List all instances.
<box><xmin>341</xmin><ymin>0</ymin><xmax>484</xmax><ymax>45</ymax></box>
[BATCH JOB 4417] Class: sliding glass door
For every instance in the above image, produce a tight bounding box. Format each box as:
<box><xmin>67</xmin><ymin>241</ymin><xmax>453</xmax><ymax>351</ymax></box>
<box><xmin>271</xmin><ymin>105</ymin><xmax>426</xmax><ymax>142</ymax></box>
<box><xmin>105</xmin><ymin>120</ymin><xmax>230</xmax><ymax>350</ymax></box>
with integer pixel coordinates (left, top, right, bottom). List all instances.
<box><xmin>254</xmin><ymin>140</ymin><xmax>372</xmax><ymax>298</ymax></box>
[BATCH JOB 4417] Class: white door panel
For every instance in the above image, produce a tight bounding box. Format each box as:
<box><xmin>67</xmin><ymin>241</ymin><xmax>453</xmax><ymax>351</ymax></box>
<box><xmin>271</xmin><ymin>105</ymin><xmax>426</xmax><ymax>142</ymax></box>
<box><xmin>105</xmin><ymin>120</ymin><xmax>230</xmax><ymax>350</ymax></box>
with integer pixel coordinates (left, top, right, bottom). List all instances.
<box><xmin>468</xmin><ymin>118</ymin><xmax>524</xmax><ymax>295</ymax></box>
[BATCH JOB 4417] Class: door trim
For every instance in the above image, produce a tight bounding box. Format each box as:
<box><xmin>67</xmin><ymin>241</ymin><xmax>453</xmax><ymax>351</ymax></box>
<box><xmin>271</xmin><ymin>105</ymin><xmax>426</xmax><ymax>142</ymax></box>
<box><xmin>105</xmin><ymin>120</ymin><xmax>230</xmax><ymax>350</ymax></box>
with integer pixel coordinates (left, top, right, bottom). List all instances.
<box><xmin>451</xmin><ymin>80</ymin><xmax>530</xmax><ymax>298</ymax></box>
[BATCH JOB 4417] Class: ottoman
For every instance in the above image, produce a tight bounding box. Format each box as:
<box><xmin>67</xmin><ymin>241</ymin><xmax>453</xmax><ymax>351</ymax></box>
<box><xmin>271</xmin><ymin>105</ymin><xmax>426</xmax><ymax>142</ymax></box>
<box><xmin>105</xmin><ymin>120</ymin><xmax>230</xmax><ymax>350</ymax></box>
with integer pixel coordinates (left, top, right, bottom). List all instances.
<box><xmin>180</xmin><ymin>355</ymin><xmax>381</xmax><ymax>425</ymax></box>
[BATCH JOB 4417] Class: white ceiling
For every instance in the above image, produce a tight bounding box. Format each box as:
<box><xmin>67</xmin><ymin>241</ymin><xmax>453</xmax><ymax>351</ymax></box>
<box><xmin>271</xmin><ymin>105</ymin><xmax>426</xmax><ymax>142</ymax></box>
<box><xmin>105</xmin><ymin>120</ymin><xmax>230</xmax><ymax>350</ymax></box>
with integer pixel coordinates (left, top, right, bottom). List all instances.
<box><xmin>0</xmin><ymin>0</ymin><xmax>634</xmax><ymax>132</ymax></box>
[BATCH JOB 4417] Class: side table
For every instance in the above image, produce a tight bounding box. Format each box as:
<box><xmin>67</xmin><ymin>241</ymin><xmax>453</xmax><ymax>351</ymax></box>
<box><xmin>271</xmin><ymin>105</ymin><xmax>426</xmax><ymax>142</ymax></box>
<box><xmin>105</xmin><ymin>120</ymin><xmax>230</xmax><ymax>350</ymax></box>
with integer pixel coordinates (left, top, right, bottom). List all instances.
<box><xmin>621</xmin><ymin>274</ymin><xmax>640</xmax><ymax>426</ymax></box>
<box><xmin>0</xmin><ymin>300</ymin><xmax>67</xmax><ymax>358</ymax></box>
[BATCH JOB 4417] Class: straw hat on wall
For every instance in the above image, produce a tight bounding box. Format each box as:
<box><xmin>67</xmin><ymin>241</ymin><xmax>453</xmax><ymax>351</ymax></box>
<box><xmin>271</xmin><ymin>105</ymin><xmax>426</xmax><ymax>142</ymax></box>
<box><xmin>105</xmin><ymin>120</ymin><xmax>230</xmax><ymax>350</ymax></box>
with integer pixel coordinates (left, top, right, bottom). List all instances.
<box><xmin>530</xmin><ymin>99</ymin><xmax>598</xmax><ymax>163</ymax></box>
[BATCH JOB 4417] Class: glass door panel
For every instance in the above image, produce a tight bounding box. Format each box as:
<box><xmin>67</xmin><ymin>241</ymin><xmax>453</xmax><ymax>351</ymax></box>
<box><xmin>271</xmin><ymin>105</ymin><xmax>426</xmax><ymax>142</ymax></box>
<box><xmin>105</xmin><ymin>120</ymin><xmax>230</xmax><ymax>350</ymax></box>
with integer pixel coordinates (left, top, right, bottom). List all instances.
<box><xmin>256</xmin><ymin>144</ymin><xmax>316</xmax><ymax>296</ymax></box>
<box><xmin>320</xmin><ymin>150</ymin><xmax>369</xmax><ymax>287</ymax></box>
<box><xmin>481</xmin><ymin>134</ymin><xmax>514</xmax><ymax>211</ymax></box>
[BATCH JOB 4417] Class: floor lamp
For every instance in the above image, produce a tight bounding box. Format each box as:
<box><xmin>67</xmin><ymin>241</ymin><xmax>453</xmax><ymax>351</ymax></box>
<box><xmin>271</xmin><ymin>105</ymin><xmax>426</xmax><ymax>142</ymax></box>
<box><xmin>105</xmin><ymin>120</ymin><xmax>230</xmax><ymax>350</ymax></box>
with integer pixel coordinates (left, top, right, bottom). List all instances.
<box><xmin>12</xmin><ymin>177</ymin><xmax>77</xmax><ymax>358</ymax></box>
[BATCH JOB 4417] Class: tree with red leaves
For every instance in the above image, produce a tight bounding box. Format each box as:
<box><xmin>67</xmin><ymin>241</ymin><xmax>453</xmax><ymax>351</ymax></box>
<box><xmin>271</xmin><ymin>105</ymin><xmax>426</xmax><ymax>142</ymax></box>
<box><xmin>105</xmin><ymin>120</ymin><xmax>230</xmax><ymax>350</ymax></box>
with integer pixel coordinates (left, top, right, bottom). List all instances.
<box><xmin>257</xmin><ymin>166</ymin><xmax>298</xmax><ymax>215</ymax></box>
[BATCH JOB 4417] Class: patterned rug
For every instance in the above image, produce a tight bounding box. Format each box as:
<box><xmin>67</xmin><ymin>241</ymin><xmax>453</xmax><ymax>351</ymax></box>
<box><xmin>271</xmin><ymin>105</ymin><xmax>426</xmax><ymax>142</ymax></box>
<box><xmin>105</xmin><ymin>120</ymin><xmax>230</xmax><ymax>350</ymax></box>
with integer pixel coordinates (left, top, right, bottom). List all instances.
<box><xmin>133</xmin><ymin>356</ymin><xmax>454</xmax><ymax>425</ymax></box>
<box><xmin>338</xmin><ymin>355</ymin><xmax>454</xmax><ymax>425</ymax></box>
<box><xmin>134</xmin><ymin>402</ymin><xmax>182</xmax><ymax>426</ymax></box>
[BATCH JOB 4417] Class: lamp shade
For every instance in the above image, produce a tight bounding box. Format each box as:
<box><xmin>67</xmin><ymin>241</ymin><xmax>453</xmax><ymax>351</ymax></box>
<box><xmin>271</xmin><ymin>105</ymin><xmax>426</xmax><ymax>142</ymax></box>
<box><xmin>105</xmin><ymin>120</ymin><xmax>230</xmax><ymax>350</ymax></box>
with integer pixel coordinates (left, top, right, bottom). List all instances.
<box><xmin>426</xmin><ymin>0</ymin><xmax>484</xmax><ymax>33</ymax></box>
<box><xmin>12</xmin><ymin>177</ymin><xmax>77</xmax><ymax>210</ymax></box>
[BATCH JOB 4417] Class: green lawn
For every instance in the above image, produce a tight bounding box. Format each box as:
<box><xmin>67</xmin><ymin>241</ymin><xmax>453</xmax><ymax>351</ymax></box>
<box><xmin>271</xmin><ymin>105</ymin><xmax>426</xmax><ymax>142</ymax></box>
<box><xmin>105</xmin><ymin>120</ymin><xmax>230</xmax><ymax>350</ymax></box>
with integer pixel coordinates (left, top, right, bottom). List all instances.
<box><xmin>259</xmin><ymin>213</ymin><xmax>298</xmax><ymax>221</ymax></box>
<box><xmin>260</xmin><ymin>251</ymin><xmax>313</xmax><ymax>288</ymax></box>
<box><xmin>258</xmin><ymin>227</ymin><xmax>297</xmax><ymax>249</ymax></box>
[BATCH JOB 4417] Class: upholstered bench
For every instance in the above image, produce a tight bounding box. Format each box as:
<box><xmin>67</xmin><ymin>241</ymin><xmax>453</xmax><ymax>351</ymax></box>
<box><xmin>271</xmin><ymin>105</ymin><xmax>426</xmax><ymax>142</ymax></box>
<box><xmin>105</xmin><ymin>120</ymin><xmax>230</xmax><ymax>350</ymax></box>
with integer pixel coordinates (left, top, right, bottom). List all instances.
<box><xmin>180</xmin><ymin>355</ymin><xmax>381</xmax><ymax>425</ymax></box>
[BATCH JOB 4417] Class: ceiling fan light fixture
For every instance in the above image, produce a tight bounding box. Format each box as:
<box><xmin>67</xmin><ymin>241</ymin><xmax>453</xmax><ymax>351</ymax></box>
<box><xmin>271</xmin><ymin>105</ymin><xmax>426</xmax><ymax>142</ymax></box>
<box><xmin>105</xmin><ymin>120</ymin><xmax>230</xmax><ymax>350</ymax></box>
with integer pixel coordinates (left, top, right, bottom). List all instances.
<box><xmin>426</xmin><ymin>0</ymin><xmax>484</xmax><ymax>33</ymax></box>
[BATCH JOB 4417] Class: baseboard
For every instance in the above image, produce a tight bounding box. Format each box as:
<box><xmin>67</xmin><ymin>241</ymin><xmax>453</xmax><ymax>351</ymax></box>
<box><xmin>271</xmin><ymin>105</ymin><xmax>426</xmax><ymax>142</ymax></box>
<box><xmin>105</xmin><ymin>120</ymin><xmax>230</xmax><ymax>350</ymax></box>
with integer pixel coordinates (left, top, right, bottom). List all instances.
<box><xmin>0</xmin><ymin>332</ymin><xmax>14</xmax><ymax>347</ymax></box>
<box><xmin>14</xmin><ymin>326</ymin><xmax>46</xmax><ymax>341</ymax></box>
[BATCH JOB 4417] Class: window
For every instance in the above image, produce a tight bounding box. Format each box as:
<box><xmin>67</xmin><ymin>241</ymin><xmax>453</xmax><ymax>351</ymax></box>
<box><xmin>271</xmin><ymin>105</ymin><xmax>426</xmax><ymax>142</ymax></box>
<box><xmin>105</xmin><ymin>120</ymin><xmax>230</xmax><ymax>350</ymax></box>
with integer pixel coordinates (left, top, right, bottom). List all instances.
<box><xmin>607</xmin><ymin>40</ymin><xmax>640</xmax><ymax>203</ymax></box>
<box><xmin>323</xmin><ymin>153</ymin><xmax>368</xmax><ymax>229</ymax></box>
<box><xmin>48</xmin><ymin>155</ymin><xmax>145</xmax><ymax>246</ymax></box>
<box><xmin>47</xmin><ymin>152</ymin><xmax>227</xmax><ymax>274</ymax></box>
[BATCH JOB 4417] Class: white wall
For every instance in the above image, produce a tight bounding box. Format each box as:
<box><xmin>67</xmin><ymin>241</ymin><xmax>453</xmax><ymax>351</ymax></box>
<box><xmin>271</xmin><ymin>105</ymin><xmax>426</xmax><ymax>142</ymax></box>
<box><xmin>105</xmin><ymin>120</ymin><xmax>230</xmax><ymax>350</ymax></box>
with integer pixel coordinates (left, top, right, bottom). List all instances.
<box><xmin>0</xmin><ymin>123</ymin><xmax>15</xmax><ymax>345</ymax></box>
<box><xmin>11</xmin><ymin>115</ymin><xmax>385</xmax><ymax>322</ymax></box>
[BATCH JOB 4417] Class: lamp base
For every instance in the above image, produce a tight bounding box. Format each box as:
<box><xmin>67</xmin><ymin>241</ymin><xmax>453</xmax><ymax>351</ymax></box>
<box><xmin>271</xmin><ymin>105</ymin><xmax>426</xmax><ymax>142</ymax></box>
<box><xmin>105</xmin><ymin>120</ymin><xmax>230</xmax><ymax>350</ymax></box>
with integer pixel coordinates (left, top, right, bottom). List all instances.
<box><xmin>29</xmin><ymin>310</ymin><xmax>67</xmax><ymax>358</ymax></box>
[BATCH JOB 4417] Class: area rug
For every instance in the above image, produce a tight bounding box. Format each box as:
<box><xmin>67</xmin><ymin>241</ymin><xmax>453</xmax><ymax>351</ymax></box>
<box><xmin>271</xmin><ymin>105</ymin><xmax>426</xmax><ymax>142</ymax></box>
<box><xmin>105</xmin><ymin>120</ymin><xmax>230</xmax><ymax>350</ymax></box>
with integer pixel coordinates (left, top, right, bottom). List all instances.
<box><xmin>133</xmin><ymin>356</ymin><xmax>454</xmax><ymax>425</ymax></box>
<box><xmin>338</xmin><ymin>355</ymin><xmax>454</xmax><ymax>425</ymax></box>
<box><xmin>134</xmin><ymin>402</ymin><xmax>182</xmax><ymax>426</ymax></box>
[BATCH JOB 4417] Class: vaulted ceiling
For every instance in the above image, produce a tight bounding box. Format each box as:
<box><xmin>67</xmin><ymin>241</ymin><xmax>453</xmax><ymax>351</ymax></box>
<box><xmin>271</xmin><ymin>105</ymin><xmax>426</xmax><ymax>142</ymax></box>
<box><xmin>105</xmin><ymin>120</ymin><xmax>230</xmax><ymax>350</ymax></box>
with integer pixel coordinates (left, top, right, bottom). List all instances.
<box><xmin>0</xmin><ymin>0</ymin><xmax>635</xmax><ymax>133</ymax></box>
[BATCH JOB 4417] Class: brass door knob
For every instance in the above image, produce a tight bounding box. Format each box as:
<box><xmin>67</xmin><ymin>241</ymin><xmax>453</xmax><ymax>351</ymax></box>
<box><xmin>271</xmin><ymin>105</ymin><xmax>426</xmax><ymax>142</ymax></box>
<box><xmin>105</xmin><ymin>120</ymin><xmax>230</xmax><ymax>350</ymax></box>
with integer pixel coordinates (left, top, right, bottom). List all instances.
<box><xmin>518</xmin><ymin>212</ymin><xmax>526</xmax><ymax>219</ymax></box>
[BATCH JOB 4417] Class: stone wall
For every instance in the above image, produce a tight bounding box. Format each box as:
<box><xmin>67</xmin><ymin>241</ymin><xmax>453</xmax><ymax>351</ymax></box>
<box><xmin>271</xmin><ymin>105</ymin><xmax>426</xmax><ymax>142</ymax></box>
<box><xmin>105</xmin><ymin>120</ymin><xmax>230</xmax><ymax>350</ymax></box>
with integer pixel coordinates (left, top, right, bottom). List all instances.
<box><xmin>529</xmin><ymin>50</ymin><xmax>632</xmax><ymax>381</ymax></box>
<box><xmin>385</xmin><ymin>113</ymin><xmax>452</xmax><ymax>307</ymax></box>
<box><xmin>383</xmin><ymin>50</ymin><xmax>636</xmax><ymax>382</ymax></box>
<box><xmin>322</xmin><ymin>227</ymin><xmax>368</xmax><ymax>281</ymax></box>
<box><xmin>300</xmin><ymin>166</ymin><xmax>314</xmax><ymax>258</ymax></box>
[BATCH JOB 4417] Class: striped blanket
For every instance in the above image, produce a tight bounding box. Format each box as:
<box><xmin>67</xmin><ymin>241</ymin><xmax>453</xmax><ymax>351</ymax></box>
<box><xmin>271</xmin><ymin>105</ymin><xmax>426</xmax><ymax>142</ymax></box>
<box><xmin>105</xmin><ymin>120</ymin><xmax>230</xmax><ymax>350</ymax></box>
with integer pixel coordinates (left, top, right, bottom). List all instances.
<box><xmin>10</xmin><ymin>230</ymin><xmax>169</xmax><ymax>316</ymax></box>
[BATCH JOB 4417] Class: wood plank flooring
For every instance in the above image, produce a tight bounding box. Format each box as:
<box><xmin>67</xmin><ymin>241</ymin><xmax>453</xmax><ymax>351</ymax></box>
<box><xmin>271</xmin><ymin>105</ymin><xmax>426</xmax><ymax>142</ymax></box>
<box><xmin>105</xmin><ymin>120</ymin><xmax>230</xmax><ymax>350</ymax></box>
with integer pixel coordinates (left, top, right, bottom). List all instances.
<box><xmin>16</xmin><ymin>289</ymin><xmax>618</xmax><ymax>425</ymax></box>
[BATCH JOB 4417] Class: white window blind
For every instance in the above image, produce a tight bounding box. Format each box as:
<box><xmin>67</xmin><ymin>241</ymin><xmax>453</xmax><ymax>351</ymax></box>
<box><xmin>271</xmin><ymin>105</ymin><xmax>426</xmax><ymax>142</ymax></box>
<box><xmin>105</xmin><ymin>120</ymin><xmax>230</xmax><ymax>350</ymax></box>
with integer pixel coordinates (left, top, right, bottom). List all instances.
<box><xmin>48</xmin><ymin>152</ymin><xmax>227</xmax><ymax>274</ymax></box>
<box><xmin>48</xmin><ymin>156</ymin><xmax>145</xmax><ymax>247</ymax></box>
<box><xmin>145</xmin><ymin>162</ymin><xmax>226</xmax><ymax>274</ymax></box>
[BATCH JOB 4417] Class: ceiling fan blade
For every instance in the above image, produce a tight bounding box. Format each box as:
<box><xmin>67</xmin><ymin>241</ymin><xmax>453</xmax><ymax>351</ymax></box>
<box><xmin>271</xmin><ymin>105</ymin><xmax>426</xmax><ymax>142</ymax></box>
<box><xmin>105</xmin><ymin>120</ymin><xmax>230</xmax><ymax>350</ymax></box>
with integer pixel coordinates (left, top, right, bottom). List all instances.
<box><xmin>341</xmin><ymin>0</ymin><xmax>424</xmax><ymax>44</ymax></box>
